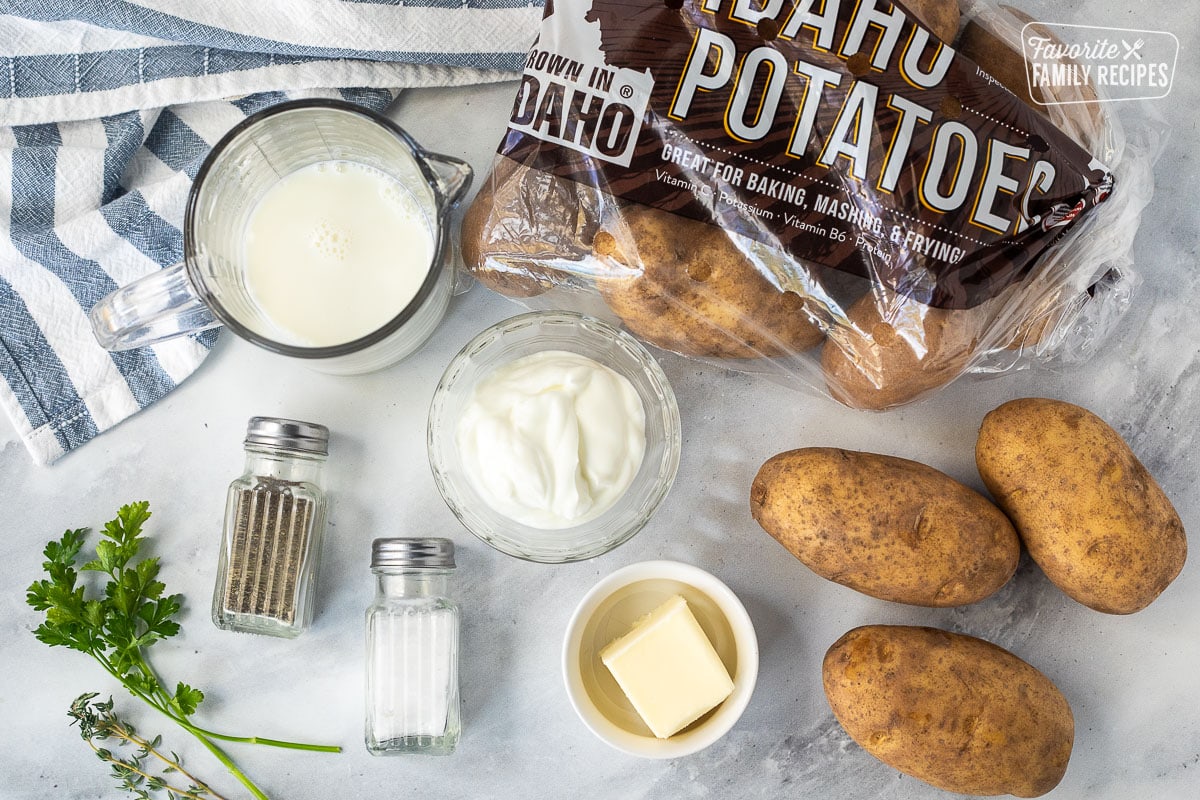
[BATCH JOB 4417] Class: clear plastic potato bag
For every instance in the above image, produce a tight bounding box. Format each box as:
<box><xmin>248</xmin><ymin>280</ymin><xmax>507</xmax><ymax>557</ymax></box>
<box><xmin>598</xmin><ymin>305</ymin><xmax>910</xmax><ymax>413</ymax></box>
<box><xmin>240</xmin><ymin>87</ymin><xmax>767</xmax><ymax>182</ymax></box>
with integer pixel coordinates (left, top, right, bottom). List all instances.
<box><xmin>462</xmin><ymin>0</ymin><xmax>1158</xmax><ymax>408</ymax></box>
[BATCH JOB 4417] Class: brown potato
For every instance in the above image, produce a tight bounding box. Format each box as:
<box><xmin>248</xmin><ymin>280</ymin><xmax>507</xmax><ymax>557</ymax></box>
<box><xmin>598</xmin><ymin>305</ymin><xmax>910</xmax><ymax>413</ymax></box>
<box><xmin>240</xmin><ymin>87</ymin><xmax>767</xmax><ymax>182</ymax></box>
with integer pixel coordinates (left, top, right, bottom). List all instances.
<box><xmin>993</xmin><ymin>282</ymin><xmax>1064</xmax><ymax>351</ymax></box>
<box><xmin>906</xmin><ymin>0</ymin><xmax>960</xmax><ymax>43</ymax></box>
<box><xmin>820</xmin><ymin>290</ymin><xmax>988</xmax><ymax>409</ymax></box>
<box><xmin>976</xmin><ymin>398</ymin><xmax>1187</xmax><ymax>614</ymax></box>
<box><xmin>593</xmin><ymin>204</ymin><xmax>825</xmax><ymax>358</ymax></box>
<box><xmin>957</xmin><ymin>5</ymin><xmax>1105</xmax><ymax>151</ymax></box>
<box><xmin>957</xmin><ymin>6</ymin><xmax>1051</xmax><ymax>110</ymax></box>
<box><xmin>750</xmin><ymin>448</ymin><xmax>1019</xmax><ymax>606</ymax></box>
<box><xmin>461</xmin><ymin>156</ymin><xmax>602</xmax><ymax>298</ymax></box>
<box><xmin>823</xmin><ymin>625</ymin><xmax>1074</xmax><ymax>798</ymax></box>
<box><xmin>959</xmin><ymin>5</ymin><xmax>1101</xmax><ymax>110</ymax></box>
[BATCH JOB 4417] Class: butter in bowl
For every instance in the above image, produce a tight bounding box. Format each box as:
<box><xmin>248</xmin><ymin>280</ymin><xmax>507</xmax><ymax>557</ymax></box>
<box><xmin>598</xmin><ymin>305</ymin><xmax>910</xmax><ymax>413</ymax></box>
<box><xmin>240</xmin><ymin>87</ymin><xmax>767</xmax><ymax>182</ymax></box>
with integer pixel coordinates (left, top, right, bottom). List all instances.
<box><xmin>562</xmin><ymin>561</ymin><xmax>759</xmax><ymax>757</ymax></box>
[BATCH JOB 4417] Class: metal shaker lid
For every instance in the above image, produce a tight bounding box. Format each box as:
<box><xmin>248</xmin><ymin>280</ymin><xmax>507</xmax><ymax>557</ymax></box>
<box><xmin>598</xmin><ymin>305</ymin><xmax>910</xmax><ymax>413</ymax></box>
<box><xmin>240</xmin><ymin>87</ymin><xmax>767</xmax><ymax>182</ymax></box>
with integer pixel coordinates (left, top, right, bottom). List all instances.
<box><xmin>372</xmin><ymin>537</ymin><xmax>456</xmax><ymax>569</ymax></box>
<box><xmin>245</xmin><ymin>416</ymin><xmax>329</xmax><ymax>456</ymax></box>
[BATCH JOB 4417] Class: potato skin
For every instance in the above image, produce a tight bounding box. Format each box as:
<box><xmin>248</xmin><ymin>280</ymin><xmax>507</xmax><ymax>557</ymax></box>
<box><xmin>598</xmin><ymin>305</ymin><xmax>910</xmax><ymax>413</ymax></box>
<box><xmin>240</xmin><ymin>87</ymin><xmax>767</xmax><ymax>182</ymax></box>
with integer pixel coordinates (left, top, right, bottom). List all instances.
<box><xmin>594</xmin><ymin>205</ymin><xmax>825</xmax><ymax>358</ymax></box>
<box><xmin>461</xmin><ymin>156</ymin><xmax>601</xmax><ymax>298</ymax></box>
<box><xmin>750</xmin><ymin>448</ymin><xmax>1019</xmax><ymax>606</ymax></box>
<box><xmin>823</xmin><ymin>625</ymin><xmax>1074</xmax><ymax>798</ymax></box>
<box><xmin>957</xmin><ymin>5</ymin><xmax>1103</xmax><ymax>135</ymax></box>
<box><xmin>821</xmin><ymin>291</ymin><xmax>988</xmax><ymax>409</ymax></box>
<box><xmin>905</xmin><ymin>0</ymin><xmax>960</xmax><ymax>43</ymax></box>
<box><xmin>976</xmin><ymin>398</ymin><xmax>1187</xmax><ymax>614</ymax></box>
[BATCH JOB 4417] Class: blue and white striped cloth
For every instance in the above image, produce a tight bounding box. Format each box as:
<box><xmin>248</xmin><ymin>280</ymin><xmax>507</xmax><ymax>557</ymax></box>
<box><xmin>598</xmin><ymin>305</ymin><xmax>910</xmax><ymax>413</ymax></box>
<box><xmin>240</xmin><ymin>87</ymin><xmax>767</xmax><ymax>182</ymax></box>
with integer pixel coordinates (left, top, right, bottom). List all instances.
<box><xmin>0</xmin><ymin>0</ymin><xmax>542</xmax><ymax>465</ymax></box>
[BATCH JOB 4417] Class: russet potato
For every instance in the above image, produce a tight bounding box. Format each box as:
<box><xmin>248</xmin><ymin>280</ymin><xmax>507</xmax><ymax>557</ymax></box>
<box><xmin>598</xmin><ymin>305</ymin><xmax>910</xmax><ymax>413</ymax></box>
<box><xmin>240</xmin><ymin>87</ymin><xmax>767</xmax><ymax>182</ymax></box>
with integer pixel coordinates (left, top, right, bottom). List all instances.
<box><xmin>976</xmin><ymin>398</ymin><xmax>1187</xmax><ymax>614</ymax></box>
<box><xmin>823</xmin><ymin>625</ymin><xmax>1074</xmax><ymax>797</ymax></box>
<box><xmin>906</xmin><ymin>0</ymin><xmax>960</xmax><ymax>43</ymax></box>
<box><xmin>750</xmin><ymin>448</ymin><xmax>1019</xmax><ymax>606</ymax></box>
<box><xmin>461</xmin><ymin>156</ymin><xmax>601</xmax><ymax>298</ymax></box>
<box><xmin>593</xmin><ymin>205</ymin><xmax>825</xmax><ymax>358</ymax></box>
<box><xmin>820</xmin><ymin>291</ymin><xmax>990</xmax><ymax>409</ymax></box>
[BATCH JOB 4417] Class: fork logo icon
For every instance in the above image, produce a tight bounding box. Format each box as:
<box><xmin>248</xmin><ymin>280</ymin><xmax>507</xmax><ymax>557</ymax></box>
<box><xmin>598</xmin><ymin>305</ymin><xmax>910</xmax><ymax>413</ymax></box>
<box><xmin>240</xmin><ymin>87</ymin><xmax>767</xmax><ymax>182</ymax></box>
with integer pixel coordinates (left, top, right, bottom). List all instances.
<box><xmin>1121</xmin><ymin>39</ymin><xmax>1145</xmax><ymax>61</ymax></box>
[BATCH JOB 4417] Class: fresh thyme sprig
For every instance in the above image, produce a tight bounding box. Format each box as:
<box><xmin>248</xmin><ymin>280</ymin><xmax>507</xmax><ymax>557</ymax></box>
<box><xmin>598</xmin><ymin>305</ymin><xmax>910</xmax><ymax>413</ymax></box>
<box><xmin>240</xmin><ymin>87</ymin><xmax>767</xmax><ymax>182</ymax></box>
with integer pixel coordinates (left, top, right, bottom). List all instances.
<box><xmin>28</xmin><ymin>502</ymin><xmax>341</xmax><ymax>800</ymax></box>
<box><xmin>69</xmin><ymin>693</ymin><xmax>227</xmax><ymax>800</ymax></box>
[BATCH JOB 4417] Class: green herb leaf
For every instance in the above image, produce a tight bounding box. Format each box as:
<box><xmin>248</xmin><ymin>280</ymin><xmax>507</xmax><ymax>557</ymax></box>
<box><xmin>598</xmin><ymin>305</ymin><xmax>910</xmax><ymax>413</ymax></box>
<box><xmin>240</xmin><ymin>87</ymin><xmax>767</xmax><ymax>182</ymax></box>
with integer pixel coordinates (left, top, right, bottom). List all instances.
<box><xmin>44</xmin><ymin>528</ymin><xmax>87</xmax><ymax>567</ymax></box>
<box><xmin>137</xmin><ymin>594</ymin><xmax>182</xmax><ymax>637</ymax></box>
<box><xmin>32</xmin><ymin>623</ymin><xmax>77</xmax><ymax>649</ymax></box>
<box><xmin>26</xmin><ymin>579</ymin><xmax>53</xmax><ymax>611</ymax></box>
<box><xmin>82</xmin><ymin>539</ymin><xmax>121</xmax><ymax>574</ymax></box>
<box><xmin>84</xmin><ymin>599</ymin><xmax>106</xmax><ymax>629</ymax></box>
<box><xmin>170</xmin><ymin>683</ymin><xmax>204</xmax><ymax>718</ymax></box>
<box><xmin>136</xmin><ymin>558</ymin><xmax>165</xmax><ymax>598</ymax></box>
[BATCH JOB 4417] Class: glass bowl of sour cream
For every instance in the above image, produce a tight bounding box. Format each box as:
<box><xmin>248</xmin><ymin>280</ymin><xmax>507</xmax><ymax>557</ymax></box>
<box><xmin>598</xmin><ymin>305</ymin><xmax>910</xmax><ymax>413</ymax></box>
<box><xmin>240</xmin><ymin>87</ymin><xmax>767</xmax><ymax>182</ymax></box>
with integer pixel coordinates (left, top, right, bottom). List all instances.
<box><xmin>428</xmin><ymin>311</ymin><xmax>681</xmax><ymax>563</ymax></box>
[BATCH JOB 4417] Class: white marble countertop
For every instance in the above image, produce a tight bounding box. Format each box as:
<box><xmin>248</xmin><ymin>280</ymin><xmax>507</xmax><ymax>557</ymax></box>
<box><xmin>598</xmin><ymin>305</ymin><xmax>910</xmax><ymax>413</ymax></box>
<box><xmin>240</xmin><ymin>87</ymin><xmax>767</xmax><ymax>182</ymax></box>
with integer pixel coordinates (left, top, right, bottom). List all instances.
<box><xmin>4</xmin><ymin>4</ymin><xmax>1199</xmax><ymax>798</ymax></box>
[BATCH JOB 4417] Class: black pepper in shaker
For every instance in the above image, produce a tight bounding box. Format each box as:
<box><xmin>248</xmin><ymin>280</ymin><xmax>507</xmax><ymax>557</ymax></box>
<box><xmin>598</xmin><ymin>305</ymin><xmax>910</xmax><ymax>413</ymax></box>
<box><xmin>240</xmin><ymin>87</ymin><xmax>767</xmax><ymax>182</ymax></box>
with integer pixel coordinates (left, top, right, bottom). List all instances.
<box><xmin>212</xmin><ymin>417</ymin><xmax>329</xmax><ymax>638</ymax></box>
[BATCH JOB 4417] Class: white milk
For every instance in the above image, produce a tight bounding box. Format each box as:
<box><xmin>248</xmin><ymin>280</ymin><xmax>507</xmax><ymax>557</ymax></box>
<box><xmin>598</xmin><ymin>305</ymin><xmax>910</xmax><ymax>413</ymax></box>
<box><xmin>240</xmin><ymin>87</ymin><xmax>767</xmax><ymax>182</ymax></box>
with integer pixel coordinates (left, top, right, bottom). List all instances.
<box><xmin>243</xmin><ymin>161</ymin><xmax>434</xmax><ymax>347</ymax></box>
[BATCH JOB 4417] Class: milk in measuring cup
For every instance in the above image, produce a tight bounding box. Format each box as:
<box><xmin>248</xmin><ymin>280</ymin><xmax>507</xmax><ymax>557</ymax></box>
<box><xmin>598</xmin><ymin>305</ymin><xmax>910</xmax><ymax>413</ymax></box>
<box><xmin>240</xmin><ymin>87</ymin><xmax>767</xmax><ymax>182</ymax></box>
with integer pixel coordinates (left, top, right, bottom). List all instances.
<box><xmin>243</xmin><ymin>161</ymin><xmax>435</xmax><ymax>347</ymax></box>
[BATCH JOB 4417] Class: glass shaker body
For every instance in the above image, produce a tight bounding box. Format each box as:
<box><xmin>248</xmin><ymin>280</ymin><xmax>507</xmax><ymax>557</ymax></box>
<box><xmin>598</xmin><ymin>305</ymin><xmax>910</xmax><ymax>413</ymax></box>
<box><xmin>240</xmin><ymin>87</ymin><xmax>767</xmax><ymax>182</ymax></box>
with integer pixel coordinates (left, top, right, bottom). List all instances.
<box><xmin>365</xmin><ymin>539</ymin><xmax>461</xmax><ymax>755</ymax></box>
<box><xmin>212</xmin><ymin>418</ymin><xmax>329</xmax><ymax>638</ymax></box>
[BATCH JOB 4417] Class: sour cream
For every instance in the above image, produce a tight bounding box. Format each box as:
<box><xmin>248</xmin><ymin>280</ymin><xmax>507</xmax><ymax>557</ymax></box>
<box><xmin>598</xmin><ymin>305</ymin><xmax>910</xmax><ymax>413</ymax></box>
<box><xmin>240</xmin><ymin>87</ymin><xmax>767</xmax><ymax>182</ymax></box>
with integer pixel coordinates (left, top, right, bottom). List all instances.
<box><xmin>456</xmin><ymin>350</ymin><xmax>647</xmax><ymax>530</ymax></box>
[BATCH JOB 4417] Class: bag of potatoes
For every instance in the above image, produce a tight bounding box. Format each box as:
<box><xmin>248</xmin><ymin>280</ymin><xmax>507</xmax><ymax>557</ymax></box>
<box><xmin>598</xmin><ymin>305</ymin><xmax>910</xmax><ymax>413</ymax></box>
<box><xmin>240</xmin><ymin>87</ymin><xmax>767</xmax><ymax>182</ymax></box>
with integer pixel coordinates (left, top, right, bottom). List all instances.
<box><xmin>463</xmin><ymin>0</ymin><xmax>1158</xmax><ymax>408</ymax></box>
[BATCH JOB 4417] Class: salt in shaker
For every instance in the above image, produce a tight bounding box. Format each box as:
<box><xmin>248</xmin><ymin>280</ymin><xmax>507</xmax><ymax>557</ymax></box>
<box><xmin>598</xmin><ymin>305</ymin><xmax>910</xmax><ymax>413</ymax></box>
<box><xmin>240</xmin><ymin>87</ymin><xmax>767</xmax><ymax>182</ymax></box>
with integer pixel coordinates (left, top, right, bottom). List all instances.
<box><xmin>365</xmin><ymin>537</ymin><xmax>461</xmax><ymax>755</ymax></box>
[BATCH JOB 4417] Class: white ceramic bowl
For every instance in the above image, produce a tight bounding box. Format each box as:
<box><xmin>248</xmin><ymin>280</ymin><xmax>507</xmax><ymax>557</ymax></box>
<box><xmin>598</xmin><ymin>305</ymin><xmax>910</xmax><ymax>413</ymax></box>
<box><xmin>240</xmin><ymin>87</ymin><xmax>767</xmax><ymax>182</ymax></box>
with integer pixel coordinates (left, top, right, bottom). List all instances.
<box><xmin>562</xmin><ymin>561</ymin><xmax>759</xmax><ymax>758</ymax></box>
<box><xmin>428</xmin><ymin>311</ymin><xmax>681</xmax><ymax>563</ymax></box>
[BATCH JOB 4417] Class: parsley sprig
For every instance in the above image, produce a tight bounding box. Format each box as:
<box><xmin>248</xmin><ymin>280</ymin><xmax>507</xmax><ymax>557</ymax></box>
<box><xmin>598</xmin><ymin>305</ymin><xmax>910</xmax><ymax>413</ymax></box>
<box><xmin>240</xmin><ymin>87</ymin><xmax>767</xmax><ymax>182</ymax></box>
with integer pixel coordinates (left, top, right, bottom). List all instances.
<box><xmin>28</xmin><ymin>502</ymin><xmax>340</xmax><ymax>800</ymax></box>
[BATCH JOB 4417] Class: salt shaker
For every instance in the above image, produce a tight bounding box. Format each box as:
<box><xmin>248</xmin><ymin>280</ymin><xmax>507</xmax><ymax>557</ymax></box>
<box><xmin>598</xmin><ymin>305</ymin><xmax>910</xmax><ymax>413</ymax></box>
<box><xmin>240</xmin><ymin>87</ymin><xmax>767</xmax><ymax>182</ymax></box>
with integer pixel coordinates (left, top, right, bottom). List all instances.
<box><xmin>365</xmin><ymin>537</ymin><xmax>461</xmax><ymax>755</ymax></box>
<box><xmin>212</xmin><ymin>417</ymin><xmax>329</xmax><ymax>638</ymax></box>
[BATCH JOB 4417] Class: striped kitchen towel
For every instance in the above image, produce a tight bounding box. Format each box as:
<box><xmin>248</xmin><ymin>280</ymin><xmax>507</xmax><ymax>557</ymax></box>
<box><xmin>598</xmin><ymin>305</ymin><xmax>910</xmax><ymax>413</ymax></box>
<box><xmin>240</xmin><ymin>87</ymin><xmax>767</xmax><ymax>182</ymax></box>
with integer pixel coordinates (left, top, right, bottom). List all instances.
<box><xmin>0</xmin><ymin>0</ymin><xmax>542</xmax><ymax>465</ymax></box>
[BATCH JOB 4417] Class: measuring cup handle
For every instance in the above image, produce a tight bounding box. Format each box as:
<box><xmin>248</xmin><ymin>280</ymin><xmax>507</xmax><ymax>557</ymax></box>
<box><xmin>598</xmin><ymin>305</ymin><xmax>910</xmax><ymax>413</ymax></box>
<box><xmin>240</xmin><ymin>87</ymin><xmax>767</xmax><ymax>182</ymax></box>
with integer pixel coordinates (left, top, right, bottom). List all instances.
<box><xmin>424</xmin><ymin>152</ymin><xmax>474</xmax><ymax>209</ymax></box>
<box><xmin>89</xmin><ymin>261</ymin><xmax>220</xmax><ymax>351</ymax></box>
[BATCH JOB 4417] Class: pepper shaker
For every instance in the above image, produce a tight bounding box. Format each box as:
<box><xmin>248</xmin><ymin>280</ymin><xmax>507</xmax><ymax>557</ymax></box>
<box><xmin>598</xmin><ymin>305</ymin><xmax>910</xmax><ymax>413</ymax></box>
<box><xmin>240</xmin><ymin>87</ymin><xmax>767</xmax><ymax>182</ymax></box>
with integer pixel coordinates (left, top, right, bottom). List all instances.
<box><xmin>212</xmin><ymin>417</ymin><xmax>329</xmax><ymax>638</ymax></box>
<box><xmin>365</xmin><ymin>537</ymin><xmax>461</xmax><ymax>755</ymax></box>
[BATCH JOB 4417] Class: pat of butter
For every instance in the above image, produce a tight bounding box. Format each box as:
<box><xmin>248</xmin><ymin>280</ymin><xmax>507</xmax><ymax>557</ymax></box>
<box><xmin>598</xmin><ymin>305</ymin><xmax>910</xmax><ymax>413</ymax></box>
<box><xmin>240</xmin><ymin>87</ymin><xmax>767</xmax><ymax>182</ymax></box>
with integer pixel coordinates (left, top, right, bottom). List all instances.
<box><xmin>599</xmin><ymin>595</ymin><xmax>735</xmax><ymax>739</ymax></box>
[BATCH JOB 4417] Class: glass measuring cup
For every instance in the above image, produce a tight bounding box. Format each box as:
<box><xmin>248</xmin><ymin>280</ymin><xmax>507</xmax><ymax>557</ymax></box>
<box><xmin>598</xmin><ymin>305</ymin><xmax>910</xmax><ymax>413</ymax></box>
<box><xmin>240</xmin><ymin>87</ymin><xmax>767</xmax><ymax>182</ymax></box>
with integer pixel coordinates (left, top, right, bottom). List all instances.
<box><xmin>89</xmin><ymin>99</ymin><xmax>472</xmax><ymax>375</ymax></box>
